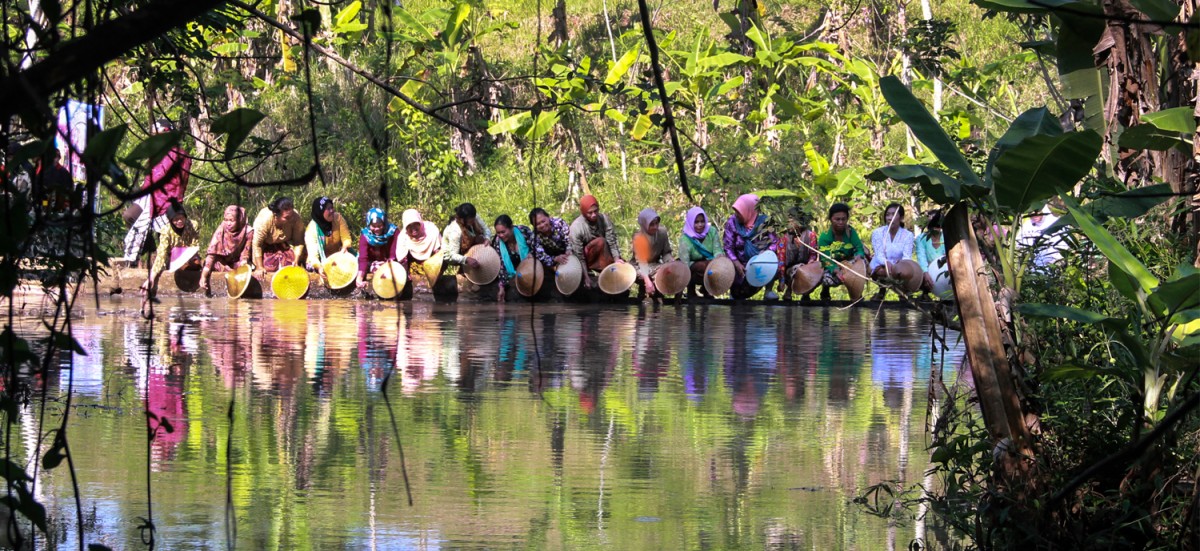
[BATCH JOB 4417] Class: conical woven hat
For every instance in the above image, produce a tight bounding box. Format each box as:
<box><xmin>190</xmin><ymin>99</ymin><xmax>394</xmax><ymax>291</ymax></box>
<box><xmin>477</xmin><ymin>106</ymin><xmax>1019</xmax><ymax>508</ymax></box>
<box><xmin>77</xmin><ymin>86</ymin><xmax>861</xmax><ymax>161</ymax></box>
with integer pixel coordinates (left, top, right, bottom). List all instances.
<box><xmin>893</xmin><ymin>259</ymin><xmax>924</xmax><ymax>293</ymax></box>
<box><xmin>168</xmin><ymin>246</ymin><xmax>199</xmax><ymax>273</ymax></box>
<box><xmin>464</xmin><ymin>245</ymin><xmax>500</xmax><ymax>285</ymax></box>
<box><xmin>271</xmin><ymin>266</ymin><xmax>310</xmax><ymax>300</ymax></box>
<box><xmin>515</xmin><ymin>257</ymin><xmax>545</xmax><ymax>297</ymax></box>
<box><xmin>172</xmin><ymin>268</ymin><xmax>200</xmax><ymax>292</ymax></box>
<box><xmin>632</xmin><ymin>233</ymin><xmax>653</xmax><ymax>264</ymax></box>
<box><xmin>653</xmin><ymin>260</ymin><xmax>690</xmax><ymax>296</ymax></box>
<box><xmin>322</xmin><ymin>251</ymin><xmax>358</xmax><ymax>289</ymax></box>
<box><xmin>598</xmin><ymin>262</ymin><xmax>637</xmax><ymax>295</ymax></box>
<box><xmin>704</xmin><ymin>256</ymin><xmax>735</xmax><ymax>297</ymax></box>
<box><xmin>555</xmin><ymin>255</ymin><xmax>583</xmax><ymax>295</ymax></box>
<box><xmin>843</xmin><ymin>258</ymin><xmax>867</xmax><ymax>300</ymax></box>
<box><xmin>790</xmin><ymin>262</ymin><xmax>823</xmax><ymax>295</ymax></box>
<box><xmin>226</xmin><ymin>264</ymin><xmax>255</xmax><ymax>299</ymax></box>
<box><xmin>422</xmin><ymin>252</ymin><xmax>444</xmax><ymax>288</ymax></box>
<box><xmin>745</xmin><ymin>250</ymin><xmax>778</xmax><ymax>288</ymax></box>
<box><xmin>929</xmin><ymin>258</ymin><xmax>953</xmax><ymax>298</ymax></box>
<box><xmin>372</xmin><ymin>260</ymin><xmax>408</xmax><ymax>299</ymax></box>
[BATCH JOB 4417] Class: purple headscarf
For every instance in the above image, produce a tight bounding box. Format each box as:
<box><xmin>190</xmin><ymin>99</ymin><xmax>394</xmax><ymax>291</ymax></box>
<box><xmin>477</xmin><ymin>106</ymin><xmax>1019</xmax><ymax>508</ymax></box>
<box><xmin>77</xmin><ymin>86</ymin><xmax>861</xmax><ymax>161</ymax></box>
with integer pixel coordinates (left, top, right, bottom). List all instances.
<box><xmin>683</xmin><ymin>206</ymin><xmax>709</xmax><ymax>240</ymax></box>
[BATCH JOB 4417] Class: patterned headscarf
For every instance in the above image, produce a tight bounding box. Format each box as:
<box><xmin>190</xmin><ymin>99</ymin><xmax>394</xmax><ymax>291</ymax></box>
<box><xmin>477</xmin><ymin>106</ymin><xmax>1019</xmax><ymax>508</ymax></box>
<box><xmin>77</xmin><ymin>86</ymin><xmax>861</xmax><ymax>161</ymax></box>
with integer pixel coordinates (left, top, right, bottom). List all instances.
<box><xmin>311</xmin><ymin>196</ymin><xmax>334</xmax><ymax>235</ymax></box>
<box><xmin>206</xmin><ymin>205</ymin><xmax>250</xmax><ymax>257</ymax></box>
<box><xmin>361</xmin><ymin>208</ymin><xmax>397</xmax><ymax>248</ymax></box>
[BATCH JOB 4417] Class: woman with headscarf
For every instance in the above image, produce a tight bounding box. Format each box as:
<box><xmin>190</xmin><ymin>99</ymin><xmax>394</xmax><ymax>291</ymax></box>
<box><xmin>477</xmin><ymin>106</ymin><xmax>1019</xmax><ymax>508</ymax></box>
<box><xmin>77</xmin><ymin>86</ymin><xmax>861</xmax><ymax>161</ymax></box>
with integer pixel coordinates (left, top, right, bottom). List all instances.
<box><xmin>304</xmin><ymin>196</ymin><xmax>354</xmax><ymax>273</ymax></box>
<box><xmin>816</xmin><ymin>202</ymin><xmax>867</xmax><ymax>301</ymax></box>
<box><xmin>355</xmin><ymin>208</ymin><xmax>399</xmax><ymax>289</ymax></box>
<box><xmin>868</xmin><ymin>202</ymin><xmax>916</xmax><ymax>300</ymax></box>
<box><xmin>722</xmin><ymin>194</ymin><xmax>783</xmax><ymax>299</ymax></box>
<box><xmin>568</xmin><ymin>194</ymin><xmax>625</xmax><ymax>289</ymax></box>
<box><xmin>142</xmin><ymin>199</ymin><xmax>200</xmax><ymax>296</ymax></box>
<box><xmin>252</xmin><ymin>196</ymin><xmax>305</xmax><ymax>278</ymax></box>
<box><xmin>528</xmin><ymin>207</ymin><xmax>571</xmax><ymax>264</ymax></box>
<box><xmin>492</xmin><ymin>214</ymin><xmax>554</xmax><ymax>302</ymax></box>
<box><xmin>199</xmin><ymin>205</ymin><xmax>252</xmax><ymax>296</ymax></box>
<box><xmin>630</xmin><ymin>207</ymin><xmax>675</xmax><ymax>298</ymax></box>
<box><xmin>397</xmin><ymin>208</ymin><xmax>444</xmax><ymax>280</ymax></box>
<box><xmin>678</xmin><ymin>206</ymin><xmax>724</xmax><ymax>298</ymax></box>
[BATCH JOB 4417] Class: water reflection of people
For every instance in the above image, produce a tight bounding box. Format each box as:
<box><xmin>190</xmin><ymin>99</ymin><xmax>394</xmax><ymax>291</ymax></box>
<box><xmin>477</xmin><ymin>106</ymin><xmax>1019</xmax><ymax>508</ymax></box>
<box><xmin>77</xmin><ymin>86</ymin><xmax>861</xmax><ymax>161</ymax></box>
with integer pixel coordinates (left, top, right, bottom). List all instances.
<box><xmin>358</xmin><ymin>304</ymin><xmax>399</xmax><ymax>389</ymax></box>
<box><xmin>204</xmin><ymin>301</ymin><xmax>252</xmax><ymax>389</ymax></box>
<box><xmin>632</xmin><ymin>305</ymin><xmax>671</xmax><ymax>398</ymax></box>
<box><xmin>870</xmin><ymin>310</ymin><xmax>918</xmax><ymax>408</ymax></box>
<box><xmin>724</xmin><ymin>309</ymin><xmax>776</xmax><ymax>419</ymax></box>
<box><xmin>125</xmin><ymin>320</ymin><xmax>193</xmax><ymax>464</ymax></box>
<box><xmin>818</xmin><ymin>307</ymin><xmax>866</xmax><ymax>405</ymax></box>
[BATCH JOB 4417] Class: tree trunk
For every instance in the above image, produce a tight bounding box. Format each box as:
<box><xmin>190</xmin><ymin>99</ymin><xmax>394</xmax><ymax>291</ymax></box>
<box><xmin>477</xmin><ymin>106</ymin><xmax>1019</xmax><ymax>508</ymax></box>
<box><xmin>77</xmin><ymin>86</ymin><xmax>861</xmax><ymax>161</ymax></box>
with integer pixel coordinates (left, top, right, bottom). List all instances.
<box><xmin>945</xmin><ymin>203</ymin><xmax>1036</xmax><ymax>475</ymax></box>
<box><xmin>551</xmin><ymin>0</ymin><xmax>568</xmax><ymax>46</ymax></box>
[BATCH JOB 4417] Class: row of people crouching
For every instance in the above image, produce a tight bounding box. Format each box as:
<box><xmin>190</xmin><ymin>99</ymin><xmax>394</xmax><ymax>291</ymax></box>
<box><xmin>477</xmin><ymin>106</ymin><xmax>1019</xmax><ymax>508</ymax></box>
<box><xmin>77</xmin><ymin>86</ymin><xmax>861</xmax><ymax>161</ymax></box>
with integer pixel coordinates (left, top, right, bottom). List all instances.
<box><xmin>145</xmin><ymin>192</ymin><xmax>948</xmax><ymax>302</ymax></box>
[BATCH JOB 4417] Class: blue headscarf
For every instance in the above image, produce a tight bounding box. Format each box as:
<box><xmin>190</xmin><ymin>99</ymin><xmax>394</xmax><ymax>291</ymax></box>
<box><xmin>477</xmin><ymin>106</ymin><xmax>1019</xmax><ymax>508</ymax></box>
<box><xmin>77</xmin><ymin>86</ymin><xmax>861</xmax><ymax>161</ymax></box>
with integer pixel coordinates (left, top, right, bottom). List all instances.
<box><xmin>361</xmin><ymin>208</ymin><xmax>397</xmax><ymax>248</ymax></box>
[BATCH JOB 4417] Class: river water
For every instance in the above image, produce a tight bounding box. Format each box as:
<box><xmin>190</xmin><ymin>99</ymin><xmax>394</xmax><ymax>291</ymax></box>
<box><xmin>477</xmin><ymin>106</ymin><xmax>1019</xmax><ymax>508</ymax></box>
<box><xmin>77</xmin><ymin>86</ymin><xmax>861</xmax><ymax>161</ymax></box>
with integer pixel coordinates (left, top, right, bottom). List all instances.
<box><xmin>17</xmin><ymin>298</ymin><xmax>962</xmax><ymax>549</ymax></box>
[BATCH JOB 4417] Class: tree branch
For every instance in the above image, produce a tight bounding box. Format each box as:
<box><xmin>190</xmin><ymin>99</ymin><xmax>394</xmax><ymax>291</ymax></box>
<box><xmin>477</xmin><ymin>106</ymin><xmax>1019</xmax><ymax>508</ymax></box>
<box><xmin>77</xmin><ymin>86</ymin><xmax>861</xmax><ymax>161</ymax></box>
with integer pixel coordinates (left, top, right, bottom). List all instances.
<box><xmin>229</xmin><ymin>0</ymin><xmax>479</xmax><ymax>135</ymax></box>
<box><xmin>0</xmin><ymin>0</ymin><xmax>229</xmax><ymax>121</ymax></box>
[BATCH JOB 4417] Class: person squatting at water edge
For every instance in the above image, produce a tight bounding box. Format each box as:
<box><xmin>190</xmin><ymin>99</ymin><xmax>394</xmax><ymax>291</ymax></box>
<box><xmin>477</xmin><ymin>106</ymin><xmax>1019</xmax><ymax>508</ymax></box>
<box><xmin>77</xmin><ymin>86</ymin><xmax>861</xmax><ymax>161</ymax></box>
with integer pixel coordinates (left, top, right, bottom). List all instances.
<box><xmin>723</xmin><ymin>194</ymin><xmax>785</xmax><ymax>300</ymax></box>
<box><xmin>776</xmin><ymin>207</ymin><xmax>820</xmax><ymax>301</ymax></box>
<box><xmin>678</xmin><ymin>206</ymin><xmax>724</xmax><ymax>299</ymax></box>
<box><xmin>356</xmin><ymin>208</ymin><xmax>400</xmax><ymax>290</ymax></box>
<box><xmin>492</xmin><ymin>214</ymin><xmax>554</xmax><ymax>302</ymax></box>
<box><xmin>199</xmin><ymin>205</ymin><xmax>252</xmax><ymax>297</ymax></box>
<box><xmin>252</xmin><ymin>196</ymin><xmax>306</xmax><ymax>279</ymax></box>
<box><xmin>868</xmin><ymin>202</ymin><xmax>917</xmax><ymax>301</ymax></box>
<box><xmin>141</xmin><ymin>199</ymin><xmax>199</xmax><ymax>297</ymax></box>
<box><xmin>305</xmin><ymin>196</ymin><xmax>355</xmax><ymax>274</ymax></box>
<box><xmin>916</xmin><ymin>210</ymin><xmax>947</xmax><ymax>294</ymax></box>
<box><xmin>816</xmin><ymin>202</ymin><xmax>868</xmax><ymax>302</ymax></box>
<box><xmin>443</xmin><ymin>203</ymin><xmax>492</xmax><ymax>289</ymax></box>
<box><xmin>569</xmin><ymin>194</ymin><xmax>626</xmax><ymax>289</ymax></box>
<box><xmin>529</xmin><ymin>207</ymin><xmax>572</xmax><ymax>266</ymax></box>
<box><xmin>630</xmin><ymin>208</ymin><xmax>677</xmax><ymax>299</ymax></box>
<box><xmin>397</xmin><ymin>208</ymin><xmax>445</xmax><ymax>281</ymax></box>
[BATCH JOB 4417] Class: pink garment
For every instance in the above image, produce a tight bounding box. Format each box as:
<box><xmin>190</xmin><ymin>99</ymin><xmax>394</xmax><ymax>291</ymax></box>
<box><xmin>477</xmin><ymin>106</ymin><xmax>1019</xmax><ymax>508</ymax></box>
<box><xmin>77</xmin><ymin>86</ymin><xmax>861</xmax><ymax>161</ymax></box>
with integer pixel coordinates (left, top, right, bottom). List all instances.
<box><xmin>732</xmin><ymin>194</ymin><xmax>759</xmax><ymax>229</ymax></box>
<box><xmin>145</xmin><ymin>147</ymin><xmax>192</xmax><ymax>218</ymax></box>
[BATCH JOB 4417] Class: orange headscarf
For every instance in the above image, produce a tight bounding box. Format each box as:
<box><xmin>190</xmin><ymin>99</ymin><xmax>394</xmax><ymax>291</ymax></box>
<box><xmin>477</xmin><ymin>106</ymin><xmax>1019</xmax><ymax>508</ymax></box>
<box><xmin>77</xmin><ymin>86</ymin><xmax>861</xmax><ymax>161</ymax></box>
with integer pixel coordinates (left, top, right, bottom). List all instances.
<box><xmin>579</xmin><ymin>194</ymin><xmax>599</xmax><ymax>215</ymax></box>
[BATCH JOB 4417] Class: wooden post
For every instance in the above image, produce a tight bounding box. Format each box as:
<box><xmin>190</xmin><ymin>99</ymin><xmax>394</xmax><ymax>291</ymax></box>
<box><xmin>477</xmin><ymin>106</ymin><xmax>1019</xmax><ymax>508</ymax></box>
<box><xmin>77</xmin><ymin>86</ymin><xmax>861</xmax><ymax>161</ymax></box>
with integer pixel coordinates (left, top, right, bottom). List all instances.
<box><xmin>945</xmin><ymin>203</ymin><xmax>1034</xmax><ymax>459</ymax></box>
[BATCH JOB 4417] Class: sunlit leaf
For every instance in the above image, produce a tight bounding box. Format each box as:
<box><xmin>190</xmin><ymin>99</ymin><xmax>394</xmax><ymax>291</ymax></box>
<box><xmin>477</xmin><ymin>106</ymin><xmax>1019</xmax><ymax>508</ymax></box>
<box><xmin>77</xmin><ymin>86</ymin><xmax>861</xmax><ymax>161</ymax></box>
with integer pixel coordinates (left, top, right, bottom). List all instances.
<box><xmin>441</xmin><ymin>2</ymin><xmax>471</xmax><ymax>46</ymax></box>
<box><xmin>526</xmin><ymin>110</ymin><xmax>560</xmax><ymax>140</ymax></box>
<box><xmin>396</xmin><ymin>7</ymin><xmax>436</xmax><ymax>42</ymax></box>
<box><xmin>630</xmin><ymin>114</ymin><xmax>653</xmax><ymax>140</ymax></box>
<box><xmin>604</xmin><ymin>46</ymin><xmax>640</xmax><ymax>85</ymax></box>
<box><xmin>487</xmin><ymin>112</ymin><xmax>531</xmax><ymax>135</ymax></box>
<box><xmin>698</xmin><ymin>52</ymin><xmax>751</xmax><ymax>68</ymax></box>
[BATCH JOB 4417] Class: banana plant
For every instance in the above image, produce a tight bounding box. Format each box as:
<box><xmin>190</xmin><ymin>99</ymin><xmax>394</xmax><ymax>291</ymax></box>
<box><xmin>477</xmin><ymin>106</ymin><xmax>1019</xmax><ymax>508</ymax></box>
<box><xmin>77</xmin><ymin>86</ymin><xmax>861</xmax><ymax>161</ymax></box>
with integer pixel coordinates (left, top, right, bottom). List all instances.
<box><xmin>867</xmin><ymin>75</ymin><xmax>1102</xmax><ymax>292</ymax></box>
<box><xmin>1017</xmin><ymin>199</ymin><xmax>1199</xmax><ymax>424</ymax></box>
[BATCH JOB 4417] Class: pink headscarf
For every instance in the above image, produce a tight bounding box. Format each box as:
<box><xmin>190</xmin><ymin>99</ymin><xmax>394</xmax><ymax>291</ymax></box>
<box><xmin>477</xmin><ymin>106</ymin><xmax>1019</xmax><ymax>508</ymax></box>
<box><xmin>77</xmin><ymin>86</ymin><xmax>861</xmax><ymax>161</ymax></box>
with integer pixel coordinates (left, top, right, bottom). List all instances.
<box><xmin>732</xmin><ymin>194</ymin><xmax>759</xmax><ymax>229</ymax></box>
